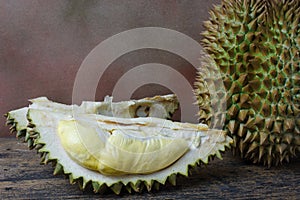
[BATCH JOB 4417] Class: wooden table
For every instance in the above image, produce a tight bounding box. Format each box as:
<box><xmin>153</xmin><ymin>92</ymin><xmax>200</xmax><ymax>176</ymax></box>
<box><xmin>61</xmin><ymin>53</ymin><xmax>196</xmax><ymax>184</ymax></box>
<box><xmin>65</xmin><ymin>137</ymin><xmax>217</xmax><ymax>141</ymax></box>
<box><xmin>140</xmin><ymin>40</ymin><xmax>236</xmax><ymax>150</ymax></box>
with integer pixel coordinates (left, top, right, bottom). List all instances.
<box><xmin>1</xmin><ymin>138</ymin><xmax>299</xmax><ymax>199</ymax></box>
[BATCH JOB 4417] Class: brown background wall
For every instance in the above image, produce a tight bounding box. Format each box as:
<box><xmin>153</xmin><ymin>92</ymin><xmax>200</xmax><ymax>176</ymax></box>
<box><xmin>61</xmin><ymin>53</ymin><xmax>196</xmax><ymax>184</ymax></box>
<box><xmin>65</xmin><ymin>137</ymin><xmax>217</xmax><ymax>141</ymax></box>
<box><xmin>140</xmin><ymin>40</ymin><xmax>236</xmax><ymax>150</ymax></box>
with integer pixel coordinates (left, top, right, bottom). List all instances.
<box><xmin>0</xmin><ymin>0</ymin><xmax>220</xmax><ymax>137</ymax></box>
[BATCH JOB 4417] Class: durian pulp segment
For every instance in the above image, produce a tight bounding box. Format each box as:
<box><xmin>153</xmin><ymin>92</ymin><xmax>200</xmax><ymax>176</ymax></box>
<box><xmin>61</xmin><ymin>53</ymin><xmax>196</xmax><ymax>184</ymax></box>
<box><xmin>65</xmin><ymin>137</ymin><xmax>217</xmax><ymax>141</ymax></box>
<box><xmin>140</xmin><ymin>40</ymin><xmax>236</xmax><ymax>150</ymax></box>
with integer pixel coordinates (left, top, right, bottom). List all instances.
<box><xmin>28</xmin><ymin>108</ymin><xmax>232</xmax><ymax>191</ymax></box>
<box><xmin>101</xmin><ymin>130</ymin><xmax>189</xmax><ymax>175</ymax></box>
<box><xmin>57</xmin><ymin>119</ymin><xmax>189</xmax><ymax>175</ymax></box>
<box><xmin>57</xmin><ymin>120</ymin><xmax>105</xmax><ymax>170</ymax></box>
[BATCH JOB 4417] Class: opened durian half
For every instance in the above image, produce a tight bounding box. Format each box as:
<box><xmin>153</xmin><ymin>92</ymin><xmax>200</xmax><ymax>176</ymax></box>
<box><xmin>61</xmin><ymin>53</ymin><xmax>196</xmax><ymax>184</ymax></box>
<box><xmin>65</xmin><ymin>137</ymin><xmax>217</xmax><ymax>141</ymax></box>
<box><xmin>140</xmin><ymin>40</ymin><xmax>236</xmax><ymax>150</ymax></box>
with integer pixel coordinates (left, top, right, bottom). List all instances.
<box><xmin>194</xmin><ymin>0</ymin><xmax>300</xmax><ymax>166</ymax></box>
<box><xmin>6</xmin><ymin>95</ymin><xmax>232</xmax><ymax>194</ymax></box>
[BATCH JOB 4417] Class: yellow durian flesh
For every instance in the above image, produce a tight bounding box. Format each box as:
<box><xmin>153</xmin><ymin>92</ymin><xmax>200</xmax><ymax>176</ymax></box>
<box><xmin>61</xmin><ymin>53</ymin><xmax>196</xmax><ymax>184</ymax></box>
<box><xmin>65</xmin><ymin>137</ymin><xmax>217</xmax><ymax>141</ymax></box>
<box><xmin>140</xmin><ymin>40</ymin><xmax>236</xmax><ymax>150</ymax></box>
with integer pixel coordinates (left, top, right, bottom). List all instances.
<box><xmin>57</xmin><ymin>119</ymin><xmax>189</xmax><ymax>175</ymax></box>
<box><xmin>99</xmin><ymin>129</ymin><xmax>189</xmax><ymax>175</ymax></box>
<box><xmin>57</xmin><ymin>120</ymin><xmax>108</xmax><ymax>172</ymax></box>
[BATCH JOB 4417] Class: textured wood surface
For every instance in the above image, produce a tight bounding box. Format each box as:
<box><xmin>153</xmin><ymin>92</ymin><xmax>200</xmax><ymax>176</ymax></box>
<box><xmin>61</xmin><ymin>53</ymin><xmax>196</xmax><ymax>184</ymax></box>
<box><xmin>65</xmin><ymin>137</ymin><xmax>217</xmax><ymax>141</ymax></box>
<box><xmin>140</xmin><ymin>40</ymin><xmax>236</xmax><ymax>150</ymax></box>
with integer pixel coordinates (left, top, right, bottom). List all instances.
<box><xmin>0</xmin><ymin>138</ymin><xmax>299</xmax><ymax>199</ymax></box>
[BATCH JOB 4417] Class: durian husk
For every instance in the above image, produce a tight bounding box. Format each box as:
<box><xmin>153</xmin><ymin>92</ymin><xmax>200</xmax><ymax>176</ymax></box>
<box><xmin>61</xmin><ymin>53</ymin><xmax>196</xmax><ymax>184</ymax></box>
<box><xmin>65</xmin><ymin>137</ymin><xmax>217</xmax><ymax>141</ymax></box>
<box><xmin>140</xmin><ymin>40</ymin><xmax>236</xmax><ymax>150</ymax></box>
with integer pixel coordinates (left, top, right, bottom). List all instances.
<box><xmin>194</xmin><ymin>0</ymin><xmax>300</xmax><ymax>167</ymax></box>
<box><xmin>5</xmin><ymin>96</ymin><xmax>232</xmax><ymax>194</ymax></box>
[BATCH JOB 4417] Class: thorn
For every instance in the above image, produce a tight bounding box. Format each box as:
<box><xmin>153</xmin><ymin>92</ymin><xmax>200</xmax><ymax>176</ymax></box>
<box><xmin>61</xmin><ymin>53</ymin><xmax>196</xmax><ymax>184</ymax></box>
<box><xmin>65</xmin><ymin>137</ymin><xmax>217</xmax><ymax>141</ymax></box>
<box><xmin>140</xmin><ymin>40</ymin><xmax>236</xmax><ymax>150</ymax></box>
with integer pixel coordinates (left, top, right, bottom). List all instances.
<box><xmin>9</xmin><ymin>123</ymin><xmax>16</xmax><ymax>131</ymax></box>
<box><xmin>125</xmin><ymin>184</ymin><xmax>132</xmax><ymax>194</ymax></box>
<box><xmin>81</xmin><ymin>178</ymin><xmax>89</xmax><ymax>190</ymax></box>
<box><xmin>273</xmin><ymin>121</ymin><xmax>282</xmax><ymax>134</ymax></box>
<box><xmin>69</xmin><ymin>174</ymin><xmax>76</xmax><ymax>184</ymax></box>
<box><xmin>153</xmin><ymin>182</ymin><xmax>160</xmax><ymax>191</ymax></box>
<box><xmin>243</xmin><ymin>130</ymin><xmax>253</xmax><ymax>143</ymax></box>
<box><xmin>130</xmin><ymin>181</ymin><xmax>142</xmax><ymax>193</ymax></box>
<box><xmin>245</xmin><ymin>118</ymin><xmax>255</xmax><ymax>129</ymax></box>
<box><xmin>25</xmin><ymin>132</ymin><xmax>30</xmax><ymax>142</ymax></box>
<box><xmin>246</xmin><ymin>142</ymin><xmax>258</xmax><ymax>155</ymax></box>
<box><xmin>95</xmin><ymin>183</ymin><xmax>107</xmax><ymax>194</ymax></box>
<box><xmin>251</xmin><ymin>132</ymin><xmax>259</xmax><ymax>143</ymax></box>
<box><xmin>239</xmin><ymin>141</ymin><xmax>244</xmax><ymax>157</ymax></box>
<box><xmin>215</xmin><ymin>150</ymin><xmax>223</xmax><ymax>160</ymax></box>
<box><xmin>260</xmin><ymin>132</ymin><xmax>269</xmax><ymax>145</ymax></box>
<box><xmin>27</xmin><ymin>139</ymin><xmax>34</xmax><ymax>149</ymax></box>
<box><xmin>285</xmin><ymin>155</ymin><xmax>290</xmax><ymax>163</ymax></box>
<box><xmin>228</xmin><ymin>120</ymin><xmax>238</xmax><ymax>134</ymax></box>
<box><xmin>92</xmin><ymin>182</ymin><xmax>100</xmax><ymax>193</ymax></box>
<box><xmin>53</xmin><ymin>163</ymin><xmax>63</xmax><ymax>175</ymax></box>
<box><xmin>238</xmin><ymin>110</ymin><xmax>248</xmax><ymax>122</ymax></box>
<box><xmin>276</xmin><ymin>143</ymin><xmax>287</xmax><ymax>155</ymax></box>
<box><xmin>16</xmin><ymin>130</ymin><xmax>24</xmax><ymax>138</ymax></box>
<box><xmin>168</xmin><ymin>174</ymin><xmax>177</xmax><ymax>186</ymax></box>
<box><xmin>77</xmin><ymin>178</ymin><xmax>85</xmax><ymax>190</ymax></box>
<box><xmin>258</xmin><ymin>146</ymin><xmax>264</xmax><ymax>162</ymax></box>
<box><xmin>145</xmin><ymin>180</ymin><xmax>153</xmax><ymax>192</ymax></box>
<box><xmin>111</xmin><ymin>183</ymin><xmax>123</xmax><ymax>195</ymax></box>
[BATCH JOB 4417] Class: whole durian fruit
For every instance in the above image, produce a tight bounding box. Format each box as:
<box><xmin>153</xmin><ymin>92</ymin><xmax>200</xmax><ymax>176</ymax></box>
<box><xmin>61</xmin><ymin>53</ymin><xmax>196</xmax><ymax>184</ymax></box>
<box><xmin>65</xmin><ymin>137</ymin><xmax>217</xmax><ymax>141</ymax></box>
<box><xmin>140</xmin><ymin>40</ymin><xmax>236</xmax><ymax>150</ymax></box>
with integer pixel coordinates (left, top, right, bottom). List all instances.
<box><xmin>194</xmin><ymin>0</ymin><xmax>300</xmax><ymax>167</ymax></box>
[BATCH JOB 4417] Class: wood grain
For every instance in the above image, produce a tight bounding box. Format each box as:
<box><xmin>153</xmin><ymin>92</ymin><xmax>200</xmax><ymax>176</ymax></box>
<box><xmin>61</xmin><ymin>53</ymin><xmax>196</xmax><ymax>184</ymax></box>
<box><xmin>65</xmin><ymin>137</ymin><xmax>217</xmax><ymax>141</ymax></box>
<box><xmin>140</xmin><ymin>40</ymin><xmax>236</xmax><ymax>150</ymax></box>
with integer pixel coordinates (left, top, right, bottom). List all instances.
<box><xmin>0</xmin><ymin>138</ymin><xmax>299</xmax><ymax>199</ymax></box>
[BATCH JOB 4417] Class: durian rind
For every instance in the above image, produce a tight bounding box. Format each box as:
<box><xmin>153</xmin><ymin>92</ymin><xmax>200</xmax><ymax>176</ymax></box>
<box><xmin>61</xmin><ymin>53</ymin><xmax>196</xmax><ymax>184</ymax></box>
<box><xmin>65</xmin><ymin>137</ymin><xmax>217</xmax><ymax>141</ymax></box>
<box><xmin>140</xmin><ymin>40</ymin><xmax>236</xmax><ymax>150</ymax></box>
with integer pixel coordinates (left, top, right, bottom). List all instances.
<box><xmin>27</xmin><ymin>108</ymin><xmax>232</xmax><ymax>194</ymax></box>
<box><xmin>195</xmin><ymin>0</ymin><xmax>300</xmax><ymax>166</ymax></box>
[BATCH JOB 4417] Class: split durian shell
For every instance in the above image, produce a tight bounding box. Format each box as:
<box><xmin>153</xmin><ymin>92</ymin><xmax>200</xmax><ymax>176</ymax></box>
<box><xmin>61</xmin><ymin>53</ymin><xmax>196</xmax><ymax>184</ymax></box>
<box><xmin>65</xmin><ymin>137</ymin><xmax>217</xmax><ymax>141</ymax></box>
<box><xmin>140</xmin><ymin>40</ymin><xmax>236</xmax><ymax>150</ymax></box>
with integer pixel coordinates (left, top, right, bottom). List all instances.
<box><xmin>5</xmin><ymin>95</ymin><xmax>232</xmax><ymax>194</ymax></box>
<box><xmin>194</xmin><ymin>0</ymin><xmax>300</xmax><ymax>166</ymax></box>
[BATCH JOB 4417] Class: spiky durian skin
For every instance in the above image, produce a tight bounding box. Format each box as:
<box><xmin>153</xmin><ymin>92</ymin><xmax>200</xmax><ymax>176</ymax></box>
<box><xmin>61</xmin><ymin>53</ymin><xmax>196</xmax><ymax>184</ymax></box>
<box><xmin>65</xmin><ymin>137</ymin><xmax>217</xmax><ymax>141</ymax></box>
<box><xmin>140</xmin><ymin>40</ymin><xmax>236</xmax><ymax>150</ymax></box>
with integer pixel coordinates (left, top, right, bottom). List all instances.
<box><xmin>195</xmin><ymin>0</ymin><xmax>300</xmax><ymax>166</ymax></box>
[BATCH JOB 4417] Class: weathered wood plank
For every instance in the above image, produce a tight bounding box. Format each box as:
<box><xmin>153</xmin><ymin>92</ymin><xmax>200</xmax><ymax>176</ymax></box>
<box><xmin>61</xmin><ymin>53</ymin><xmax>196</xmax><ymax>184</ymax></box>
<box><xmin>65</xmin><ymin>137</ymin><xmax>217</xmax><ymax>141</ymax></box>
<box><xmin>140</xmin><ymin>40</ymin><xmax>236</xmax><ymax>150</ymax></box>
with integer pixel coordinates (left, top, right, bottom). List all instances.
<box><xmin>0</xmin><ymin>138</ymin><xmax>299</xmax><ymax>199</ymax></box>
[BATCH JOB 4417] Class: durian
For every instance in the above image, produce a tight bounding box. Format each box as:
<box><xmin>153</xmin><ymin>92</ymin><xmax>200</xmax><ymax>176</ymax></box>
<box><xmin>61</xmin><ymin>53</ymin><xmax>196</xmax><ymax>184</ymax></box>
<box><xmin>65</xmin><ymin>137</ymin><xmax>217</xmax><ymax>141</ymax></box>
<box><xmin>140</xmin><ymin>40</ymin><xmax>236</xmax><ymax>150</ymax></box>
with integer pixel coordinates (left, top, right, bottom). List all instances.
<box><xmin>5</xmin><ymin>95</ymin><xmax>232</xmax><ymax>194</ymax></box>
<box><xmin>194</xmin><ymin>0</ymin><xmax>300</xmax><ymax>166</ymax></box>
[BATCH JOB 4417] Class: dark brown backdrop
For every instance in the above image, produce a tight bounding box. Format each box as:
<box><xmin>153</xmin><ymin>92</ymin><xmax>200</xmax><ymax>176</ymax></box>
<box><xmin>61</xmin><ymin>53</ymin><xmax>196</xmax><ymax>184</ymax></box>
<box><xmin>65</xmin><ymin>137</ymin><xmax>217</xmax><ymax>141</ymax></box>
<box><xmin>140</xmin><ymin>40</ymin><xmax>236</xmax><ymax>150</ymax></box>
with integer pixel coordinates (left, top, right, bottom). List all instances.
<box><xmin>0</xmin><ymin>0</ymin><xmax>220</xmax><ymax>137</ymax></box>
